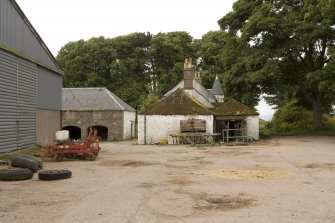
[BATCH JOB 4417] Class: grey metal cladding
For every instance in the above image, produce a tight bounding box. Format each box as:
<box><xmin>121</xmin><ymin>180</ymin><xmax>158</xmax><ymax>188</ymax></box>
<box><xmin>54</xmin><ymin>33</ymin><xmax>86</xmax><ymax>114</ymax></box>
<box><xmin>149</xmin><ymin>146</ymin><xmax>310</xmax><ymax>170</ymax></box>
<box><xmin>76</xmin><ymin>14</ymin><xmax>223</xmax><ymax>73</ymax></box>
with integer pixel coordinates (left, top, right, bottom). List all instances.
<box><xmin>17</xmin><ymin>57</ymin><xmax>36</xmax><ymax>148</ymax></box>
<box><xmin>0</xmin><ymin>50</ymin><xmax>37</xmax><ymax>151</ymax></box>
<box><xmin>0</xmin><ymin>50</ymin><xmax>18</xmax><ymax>151</ymax></box>
<box><xmin>37</xmin><ymin>66</ymin><xmax>62</xmax><ymax>110</ymax></box>
<box><xmin>0</xmin><ymin>0</ymin><xmax>61</xmax><ymax>74</ymax></box>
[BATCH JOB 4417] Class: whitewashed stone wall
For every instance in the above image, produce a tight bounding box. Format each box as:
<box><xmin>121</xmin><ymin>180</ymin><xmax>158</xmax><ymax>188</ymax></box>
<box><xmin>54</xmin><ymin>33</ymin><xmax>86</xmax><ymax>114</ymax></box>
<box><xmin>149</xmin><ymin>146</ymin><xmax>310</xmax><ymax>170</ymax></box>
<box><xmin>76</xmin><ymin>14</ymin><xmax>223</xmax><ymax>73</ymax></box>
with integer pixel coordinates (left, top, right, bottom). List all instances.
<box><xmin>138</xmin><ymin>115</ymin><xmax>214</xmax><ymax>144</ymax></box>
<box><xmin>123</xmin><ymin>111</ymin><xmax>136</xmax><ymax>139</ymax></box>
<box><xmin>246</xmin><ymin>116</ymin><xmax>259</xmax><ymax>140</ymax></box>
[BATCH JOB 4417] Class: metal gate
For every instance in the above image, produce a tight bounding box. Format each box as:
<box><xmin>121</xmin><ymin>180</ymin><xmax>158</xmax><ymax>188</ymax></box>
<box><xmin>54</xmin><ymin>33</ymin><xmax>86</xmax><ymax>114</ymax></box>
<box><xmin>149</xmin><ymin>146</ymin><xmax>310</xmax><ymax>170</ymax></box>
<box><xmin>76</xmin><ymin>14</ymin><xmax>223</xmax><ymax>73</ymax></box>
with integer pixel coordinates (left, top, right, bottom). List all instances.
<box><xmin>0</xmin><ymin>50</ymin><xmax>37</xmax><ymax>151</ymax></box>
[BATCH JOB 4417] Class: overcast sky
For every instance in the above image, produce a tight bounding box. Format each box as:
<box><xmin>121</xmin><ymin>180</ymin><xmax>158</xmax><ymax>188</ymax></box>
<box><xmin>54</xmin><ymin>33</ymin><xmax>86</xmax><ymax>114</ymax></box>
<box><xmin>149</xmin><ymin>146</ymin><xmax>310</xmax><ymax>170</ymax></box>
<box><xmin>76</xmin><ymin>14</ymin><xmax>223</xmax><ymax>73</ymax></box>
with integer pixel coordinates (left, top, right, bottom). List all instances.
<box><xmin>16</xmin><ymin>0</ymin><xmax>237</xmax><ymax>55</ymax></box>
<box><xmin>15</xmin><ymin>0</ymin><xmax>275</xmax><ymax>117</ymax></box>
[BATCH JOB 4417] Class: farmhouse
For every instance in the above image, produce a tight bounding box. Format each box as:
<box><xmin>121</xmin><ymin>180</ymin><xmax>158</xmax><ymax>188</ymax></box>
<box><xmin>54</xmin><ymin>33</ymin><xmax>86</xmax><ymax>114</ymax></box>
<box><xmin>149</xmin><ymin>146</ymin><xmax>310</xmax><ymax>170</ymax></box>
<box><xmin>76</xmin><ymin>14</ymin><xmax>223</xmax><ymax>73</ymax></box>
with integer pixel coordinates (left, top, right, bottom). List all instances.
<box><xmin>62</xmin><ymin>87</ymin><xmax>136</xmax><ymax>141</ymax></box>
<box><xmin>0</xmin><ymin>0</ymin><xmax>63</xmax><ymax>151</ymax></box>
<box><xmin>138</xmin><ymin>59</ymin><xmax>259</xmax><ymax>144</ymax></box>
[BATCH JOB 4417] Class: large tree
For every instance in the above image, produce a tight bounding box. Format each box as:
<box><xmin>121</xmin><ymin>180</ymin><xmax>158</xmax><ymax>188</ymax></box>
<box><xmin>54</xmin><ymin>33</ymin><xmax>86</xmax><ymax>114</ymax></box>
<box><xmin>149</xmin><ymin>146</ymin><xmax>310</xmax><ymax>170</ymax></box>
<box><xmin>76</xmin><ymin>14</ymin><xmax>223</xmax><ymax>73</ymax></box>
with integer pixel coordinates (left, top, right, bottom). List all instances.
<box><xmin>108</xmin><ymin>33</ymin><xmax>152</xmax><ymax>109</ymax></box>
<box><xmin>148</xmin><ymin>32</ymin><xmax>197</xmax><ymax>96</ymax></box>
<box><xmin>57</xmin><ymin>32</ymin><xmax>198</xmax><ymax>108</ymax></box>
<box><xmin>198</xmin><ymin>30</ymin><xmax>263</xmax><ymax>107</ymax></box>
<box><xmin>216</xmin><ymin>0</ymin><xmax>335</xmax><ymax>129</ymax></box>
<box><xmin>57</xmin><ymin>33</ymin><xmax>152</xmax><ymax>109</ymax></box>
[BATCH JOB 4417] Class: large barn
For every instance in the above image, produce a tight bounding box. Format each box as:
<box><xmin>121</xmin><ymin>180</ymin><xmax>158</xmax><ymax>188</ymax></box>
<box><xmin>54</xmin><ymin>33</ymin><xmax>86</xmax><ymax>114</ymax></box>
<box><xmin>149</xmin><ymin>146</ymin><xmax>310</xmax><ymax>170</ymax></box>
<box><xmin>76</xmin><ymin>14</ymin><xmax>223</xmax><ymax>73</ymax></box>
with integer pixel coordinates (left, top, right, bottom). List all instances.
<box><xmin>0</xmin><ymin>0</ymin><xmax>63</xmax><ymax>151</ymax></box>
<box><xmin>62</xmin><ymin>88</ymin><xmax>136</xmax><ymax>141</ymax></box>
<box><xmin>138</xmin><ymin>59</ymin><xmax>259</xmax><ymax>144</ymax></box>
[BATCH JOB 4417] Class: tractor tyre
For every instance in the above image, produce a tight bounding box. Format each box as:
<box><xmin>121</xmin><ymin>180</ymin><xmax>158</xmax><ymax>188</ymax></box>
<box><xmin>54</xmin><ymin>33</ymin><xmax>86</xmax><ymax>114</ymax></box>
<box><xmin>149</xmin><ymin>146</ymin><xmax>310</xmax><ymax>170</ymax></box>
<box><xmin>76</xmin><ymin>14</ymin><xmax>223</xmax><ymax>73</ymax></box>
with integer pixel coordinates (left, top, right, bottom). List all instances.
<box><xmin>10</xmin><ymin>157</ymin><xmax>39</xmax><ymax>172</ymax></box>
<box><xmin>0</xmin><ymin>169</ymin><xmax>34</xmax><ymax>181</ymax></box>
<box><xmin>88</xmin><ymin>152</ymin><xmax>98</xmax><ymax>161</ymax></box>
<box><xmin>38</xmin><ymin>170</ymin><xmax>72</xmax><ymax>180</ymax></box>
<box><xmin>18</xmin><ymin>155</ymin><xmax>43</xmax><ymax>169</ymax></box>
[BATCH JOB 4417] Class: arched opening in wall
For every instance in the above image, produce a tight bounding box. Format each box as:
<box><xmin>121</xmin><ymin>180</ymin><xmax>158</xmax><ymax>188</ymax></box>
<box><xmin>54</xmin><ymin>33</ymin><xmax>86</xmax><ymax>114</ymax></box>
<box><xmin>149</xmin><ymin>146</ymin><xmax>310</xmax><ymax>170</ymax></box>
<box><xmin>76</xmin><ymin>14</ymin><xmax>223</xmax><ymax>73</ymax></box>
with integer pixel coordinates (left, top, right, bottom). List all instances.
<box><xmin>88</xmin><ymin>125</ymin><xmax>108</xmax><ymax>141</ymax></box>
<box><xmin>62</xmin><ymin>126</ymin><xmax>81</xmax><ymax>140</ymax></box>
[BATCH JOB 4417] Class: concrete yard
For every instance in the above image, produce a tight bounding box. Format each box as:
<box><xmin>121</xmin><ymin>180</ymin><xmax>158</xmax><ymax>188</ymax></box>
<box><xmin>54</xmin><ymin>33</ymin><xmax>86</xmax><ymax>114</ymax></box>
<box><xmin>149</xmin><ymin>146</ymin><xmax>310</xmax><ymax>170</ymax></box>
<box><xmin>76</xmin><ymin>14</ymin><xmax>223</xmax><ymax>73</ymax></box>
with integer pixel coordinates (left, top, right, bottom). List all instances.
<box><xmin>1</xmin><ymin>136</ymin><xmax>334</xmax><ymax>223</ymax></box>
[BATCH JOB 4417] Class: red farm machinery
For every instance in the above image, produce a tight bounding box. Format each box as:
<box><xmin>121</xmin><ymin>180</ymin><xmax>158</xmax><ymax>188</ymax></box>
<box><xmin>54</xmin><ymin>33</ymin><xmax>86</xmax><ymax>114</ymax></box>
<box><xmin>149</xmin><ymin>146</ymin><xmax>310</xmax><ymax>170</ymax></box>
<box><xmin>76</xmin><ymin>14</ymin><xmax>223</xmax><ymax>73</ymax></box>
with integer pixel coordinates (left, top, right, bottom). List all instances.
<box><xmin>43</xmin><ymin>127</ymin><xmax>100</xmax><ymax>161</ymax></box>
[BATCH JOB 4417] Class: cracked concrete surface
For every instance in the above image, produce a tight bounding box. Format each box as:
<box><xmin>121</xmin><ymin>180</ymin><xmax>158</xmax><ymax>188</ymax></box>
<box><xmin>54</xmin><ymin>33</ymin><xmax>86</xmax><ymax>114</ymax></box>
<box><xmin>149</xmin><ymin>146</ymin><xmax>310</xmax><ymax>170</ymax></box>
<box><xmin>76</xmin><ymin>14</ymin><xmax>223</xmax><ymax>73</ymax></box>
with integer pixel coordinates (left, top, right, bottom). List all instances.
<box><xmin>0</xmin><ymin>136</ymin><xmax>334</xmax><ymax>223</ymax></box>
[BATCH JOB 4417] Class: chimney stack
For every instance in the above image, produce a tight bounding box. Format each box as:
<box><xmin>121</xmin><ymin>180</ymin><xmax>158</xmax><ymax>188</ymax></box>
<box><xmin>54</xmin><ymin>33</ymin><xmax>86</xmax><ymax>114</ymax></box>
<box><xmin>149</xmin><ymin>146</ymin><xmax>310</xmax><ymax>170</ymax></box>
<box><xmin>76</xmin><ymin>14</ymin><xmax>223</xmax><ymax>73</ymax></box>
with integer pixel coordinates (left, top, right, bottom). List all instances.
<box><xmin>195</xmin><ymin>71</ymin><xmax>202</xmax><ymax>85</ymax></box>
<box><xmin>183</xmin><ymin>58</ymin><xmax>195</xmax><ymax>89</ymax></box>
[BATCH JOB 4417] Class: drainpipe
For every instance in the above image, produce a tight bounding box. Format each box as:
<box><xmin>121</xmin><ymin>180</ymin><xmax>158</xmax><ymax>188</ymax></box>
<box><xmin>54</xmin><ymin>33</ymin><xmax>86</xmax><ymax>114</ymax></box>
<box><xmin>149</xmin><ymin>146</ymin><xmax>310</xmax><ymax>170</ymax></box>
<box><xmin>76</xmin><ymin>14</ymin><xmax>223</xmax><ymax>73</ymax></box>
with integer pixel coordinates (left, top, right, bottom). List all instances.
<box><xmin>144</xmin><ymin>115</ymin><xmax>147</xmax><ymax>145</ymax></box>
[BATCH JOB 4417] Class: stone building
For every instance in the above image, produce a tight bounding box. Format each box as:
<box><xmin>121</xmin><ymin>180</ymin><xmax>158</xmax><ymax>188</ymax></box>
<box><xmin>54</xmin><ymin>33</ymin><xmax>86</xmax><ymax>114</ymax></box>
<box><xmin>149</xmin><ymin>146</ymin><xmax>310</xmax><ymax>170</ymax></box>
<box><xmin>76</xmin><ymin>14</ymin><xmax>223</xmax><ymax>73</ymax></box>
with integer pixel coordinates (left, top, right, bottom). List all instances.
<box><xmin>62</xmin><ymin>88</ymin><xmax>136</xmax><ymax>140</ymax></box>
<box><xmin>0</xmin><ymin>0</ymin><xmax>63</xmax><ymax>151</ymax></box>
<box><xmin>138</xmin><ymin>59</ymin><xmax>259</xmax><ymax>144</ymax></box>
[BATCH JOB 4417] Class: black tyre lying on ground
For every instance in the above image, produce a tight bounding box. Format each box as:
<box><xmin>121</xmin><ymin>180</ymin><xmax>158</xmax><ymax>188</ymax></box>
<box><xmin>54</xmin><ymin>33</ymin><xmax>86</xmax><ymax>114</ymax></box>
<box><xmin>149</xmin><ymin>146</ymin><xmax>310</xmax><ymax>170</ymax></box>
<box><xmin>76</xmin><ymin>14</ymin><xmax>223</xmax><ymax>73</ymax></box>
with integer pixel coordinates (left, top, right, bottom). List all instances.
<box><xmin>10</xmin><ymin>157</ymin><xmax>39</xmax><ymax>172</ymax></box>
<box><xmin>19</xmin><ymin>155</ymin><xmax>43</xmax><ymax>169</ymax></box>
<box><xmin>38</xmin><ymin>170</ymin><xmax>72</xmax><ymax>180</ymax></box>
<box><xmin>0</xmin><ymin>169</ymin><xmax>33</xmax><ymax>181</ymax></box>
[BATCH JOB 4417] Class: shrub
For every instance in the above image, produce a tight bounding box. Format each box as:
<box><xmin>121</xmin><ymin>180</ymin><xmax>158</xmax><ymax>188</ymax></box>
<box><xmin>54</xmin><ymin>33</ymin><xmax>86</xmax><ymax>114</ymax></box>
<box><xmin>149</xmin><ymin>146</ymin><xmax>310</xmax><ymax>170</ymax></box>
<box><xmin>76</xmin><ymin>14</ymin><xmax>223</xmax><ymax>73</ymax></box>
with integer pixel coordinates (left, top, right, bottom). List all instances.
<box><xmin>271</xmin><ymin>100</ymin><xmax>313</xmax><ymax>133</ymax></box>
<box><xmin>139</xmin><ymin>95</ymin><xmax>160</xmax><ymax>112</ymax></box>
<box><xmin>324</xmin><ymin>116</ymin><xmax>335</xmax><ymax>131</ymax></box>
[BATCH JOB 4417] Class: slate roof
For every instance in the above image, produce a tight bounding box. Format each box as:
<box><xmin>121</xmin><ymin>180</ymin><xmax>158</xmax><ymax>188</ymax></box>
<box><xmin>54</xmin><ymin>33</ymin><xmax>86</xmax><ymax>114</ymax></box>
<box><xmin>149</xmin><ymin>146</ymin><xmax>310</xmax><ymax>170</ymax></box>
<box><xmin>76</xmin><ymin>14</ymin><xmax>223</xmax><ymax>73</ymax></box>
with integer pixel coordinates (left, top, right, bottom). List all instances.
<box><xmin>62</xmin><ymin>88</ymin><xmax>135</xmax><ymax>111</ymax></box>
<box><xmin>214</xmin><ymin>99</ymin><xmax>259</xmax><ymax>116</ymax></box>
<box><xmin>164</xmin><ymin>80</ymin><xmax>217</xmax><ymax>108</ymax></box>
<box><xmin>142</xmin><ymin>69</ymin><xmax>257</xmax><ymax>117</ymax></box>
<box><xmin>140</xmin><ymin>88</ymin><xmax>212</xmax><ymax>115</ymax></box>
<box><xmin>212</xmin><ymin>76</ymin><xmax>224</xmax><ymax>95</ymax></box>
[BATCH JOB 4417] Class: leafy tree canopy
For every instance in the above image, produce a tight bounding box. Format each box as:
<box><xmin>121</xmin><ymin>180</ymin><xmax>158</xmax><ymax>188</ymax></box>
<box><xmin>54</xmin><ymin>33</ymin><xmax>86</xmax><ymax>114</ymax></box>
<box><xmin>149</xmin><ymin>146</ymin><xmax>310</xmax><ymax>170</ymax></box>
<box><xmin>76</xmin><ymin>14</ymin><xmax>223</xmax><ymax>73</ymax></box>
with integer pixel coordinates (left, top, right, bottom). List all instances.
<box><xmin>57</xmin><ymin>32</ymin><xmax>197</xmax><ymax>109</ymax></box>
<box><xmin>148</xmin><ymin>32</ymin><xmax>198</xmax><ymax>96</ymax></box>
<box><xmin>199</xmin><ymin>0</ymin><xmax>335</xmax><ymax>129</ymax></box>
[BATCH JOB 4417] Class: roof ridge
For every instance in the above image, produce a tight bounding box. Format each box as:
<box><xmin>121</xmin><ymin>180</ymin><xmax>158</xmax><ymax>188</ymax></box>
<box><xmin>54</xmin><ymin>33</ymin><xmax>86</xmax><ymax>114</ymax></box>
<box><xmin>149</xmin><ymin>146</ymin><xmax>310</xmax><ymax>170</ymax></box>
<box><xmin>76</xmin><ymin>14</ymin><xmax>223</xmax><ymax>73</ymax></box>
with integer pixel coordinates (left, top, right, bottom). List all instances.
<box><xmin>193</xmin><ymin>80</ymin><xmax>217</xmax><ymax>103</ymax></box>
<box><xmin>105</xmin><ymin>88</ymin><xmax>125</xmax><ymax>110</ymax></box>
<box><xmin>229</xmin><ymin>99</ymin><xmax>256</xmax><ymax>111</ymax></box>
<box><xmin>9</xmin><ymin>0</ymin><xmax>63</xmax><ymax>74</ymax></box>
<box><xmin>63</xmin><ymin>87</ymin><xmax>105</xmax><ymax>90</ymax></box>
<box><xmin>215</xmin><ymin>99</ymin><xmax>259</xmax><ymax>116</ymax></box>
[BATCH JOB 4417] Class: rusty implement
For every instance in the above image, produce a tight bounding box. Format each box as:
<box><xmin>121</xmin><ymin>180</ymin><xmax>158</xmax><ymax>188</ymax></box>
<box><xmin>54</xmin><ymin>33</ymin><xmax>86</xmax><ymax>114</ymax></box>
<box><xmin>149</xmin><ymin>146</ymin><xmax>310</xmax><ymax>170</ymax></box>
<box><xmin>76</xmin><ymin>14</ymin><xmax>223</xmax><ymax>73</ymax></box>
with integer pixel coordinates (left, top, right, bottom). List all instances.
<box><xmin>43</xmin><ymin>128</ymin><xmax>100</xmax><ymax>161</ymax></box>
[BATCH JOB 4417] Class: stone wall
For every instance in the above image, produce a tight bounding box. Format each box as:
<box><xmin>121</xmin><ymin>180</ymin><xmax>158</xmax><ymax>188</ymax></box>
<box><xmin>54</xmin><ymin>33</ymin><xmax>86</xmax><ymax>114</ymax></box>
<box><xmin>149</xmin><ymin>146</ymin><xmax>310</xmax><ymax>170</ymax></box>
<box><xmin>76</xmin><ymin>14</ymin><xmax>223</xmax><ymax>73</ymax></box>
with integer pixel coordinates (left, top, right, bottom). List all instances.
<box><xmin>36</xmin><ymin>109</ymin><xmax>61</xmax><ymax>146</ymax></box>
<box><xmin>123</xmin><ymin>111</ymin><xmax>136</xmax><ymax>139</ymax></box>
<box><xmin>62</xmin><ymin>110</ymin><xmax>124</xmax><ymax>140</ymax></box>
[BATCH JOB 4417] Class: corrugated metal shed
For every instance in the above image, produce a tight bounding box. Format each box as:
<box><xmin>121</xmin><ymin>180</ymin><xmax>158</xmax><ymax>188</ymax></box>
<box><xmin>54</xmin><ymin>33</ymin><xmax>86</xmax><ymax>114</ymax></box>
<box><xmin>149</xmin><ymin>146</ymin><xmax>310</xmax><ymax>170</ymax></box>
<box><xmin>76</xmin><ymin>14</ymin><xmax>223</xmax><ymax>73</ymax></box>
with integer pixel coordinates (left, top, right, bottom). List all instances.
<box><xmin>0</xmin><ymin>0</ymin><xmax>62</xmax><ymax>75</ymax></box>
<box><xmin>0</xmin><ymin>50</ymin><xmax>18</xmax><ymax>151</ymax></box>
<box><xmin>37</xmin><ymin>66</ymin><xmax>62</xmax><ymax>110</ymax></box>
<box><xmin>0</xmin><ymin>0</ymin><xmax>63</xmax><ymax>151</ymax></box>
<box><xmin>0</xmin><ymin>50</ymin><xmax>36</xmax><ymax>151</ymax></box>
<box><xmin>17</xmin><ymin>57</ymin><xmax>36</xmax><ymax>148</ymax></box>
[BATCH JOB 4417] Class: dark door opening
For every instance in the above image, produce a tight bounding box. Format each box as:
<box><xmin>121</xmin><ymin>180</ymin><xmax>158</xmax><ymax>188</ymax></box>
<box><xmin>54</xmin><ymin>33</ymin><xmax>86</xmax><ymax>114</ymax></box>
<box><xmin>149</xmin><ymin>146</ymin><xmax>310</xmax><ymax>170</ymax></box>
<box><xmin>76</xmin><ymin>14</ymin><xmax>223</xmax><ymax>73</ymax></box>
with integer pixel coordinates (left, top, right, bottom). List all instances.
<box><xmin>87</xmin><ymin>125</ymin><xmax>108</xmax><ymax>140</ymax></box>
<box><xmin>215</xmin><ymin>120</ymin><xmax>246</xmax><ymax>142</ymax></box>
<box><xmin>62</xmin><ymin>126</ymin><xmax>81</xmax><ymax>140</ymax></box>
